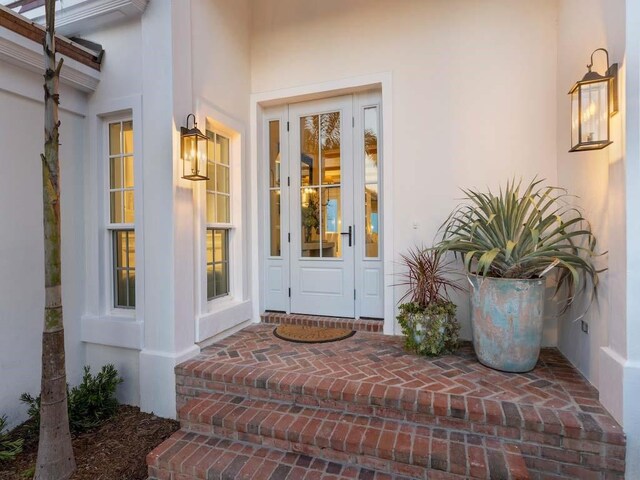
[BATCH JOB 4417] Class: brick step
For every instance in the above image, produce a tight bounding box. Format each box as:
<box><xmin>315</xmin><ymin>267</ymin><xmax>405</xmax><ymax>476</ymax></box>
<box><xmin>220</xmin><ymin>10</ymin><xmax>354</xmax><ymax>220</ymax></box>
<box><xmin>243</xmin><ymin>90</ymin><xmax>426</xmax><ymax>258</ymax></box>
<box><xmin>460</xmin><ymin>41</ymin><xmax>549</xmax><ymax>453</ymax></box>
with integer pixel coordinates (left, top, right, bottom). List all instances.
<box><xmin>177</xmin><ymin>366</ymin><xmax>626</xmax><ymax>479</ymax></box>
<box><xmin>261</xmin><ymin>312</ymin><xmax>383</xmax><ymax>333</ymax></box>
<box><xmin>178</xmin><ymin>393</ymin><xmax>530</xmax><ymax>479</ymax></box>
<box><xmin>177</xmin><ymin>359</ymin><xmax>625</xmax><ymax>448</ymax></box>
<box><xmin>147</xmin><ymin>430</ymin><xmax>466</xmax><ymax>480</ymax></box>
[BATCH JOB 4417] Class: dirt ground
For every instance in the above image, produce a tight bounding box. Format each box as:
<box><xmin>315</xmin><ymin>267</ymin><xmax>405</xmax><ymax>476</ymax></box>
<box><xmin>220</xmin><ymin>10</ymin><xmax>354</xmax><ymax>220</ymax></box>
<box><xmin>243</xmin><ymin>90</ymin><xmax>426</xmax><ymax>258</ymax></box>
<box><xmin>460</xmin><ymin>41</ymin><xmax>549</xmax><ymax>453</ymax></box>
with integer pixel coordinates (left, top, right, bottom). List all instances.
<box><xmin>0</xmin><ymin>405</ymin><xmax>179</xmax><ymax>480</ymax></box>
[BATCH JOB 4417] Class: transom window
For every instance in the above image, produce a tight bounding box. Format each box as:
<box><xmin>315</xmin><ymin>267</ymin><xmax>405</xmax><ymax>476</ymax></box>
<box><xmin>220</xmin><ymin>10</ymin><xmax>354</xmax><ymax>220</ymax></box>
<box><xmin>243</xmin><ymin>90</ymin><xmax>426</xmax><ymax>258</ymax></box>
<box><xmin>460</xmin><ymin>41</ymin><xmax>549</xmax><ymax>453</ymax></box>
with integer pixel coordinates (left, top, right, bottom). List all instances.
<box><xmin>205</xmin><ymin>130</ymin><xmax>231</xmax><ymax>300</ymax></box>
<box><xmin>108</xmin><ymin>120</ymin><xmax>135</xmax><ymax>309</ymax></box>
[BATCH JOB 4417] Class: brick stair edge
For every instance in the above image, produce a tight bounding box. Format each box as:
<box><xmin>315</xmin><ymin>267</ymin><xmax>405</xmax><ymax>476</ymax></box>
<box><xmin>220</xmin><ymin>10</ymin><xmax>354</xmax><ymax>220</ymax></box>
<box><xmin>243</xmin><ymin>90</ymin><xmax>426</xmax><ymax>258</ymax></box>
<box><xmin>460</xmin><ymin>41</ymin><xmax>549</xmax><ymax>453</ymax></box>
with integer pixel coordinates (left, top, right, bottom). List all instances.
<box><xmin>147</xmin><ymin>428</ymin><xmax>500</xmax><ymax>480</ymax></box>
<box><xmin>178</xmin><ymin>393</ymin><xmax>628</xmax><ymax>479</ymax></box>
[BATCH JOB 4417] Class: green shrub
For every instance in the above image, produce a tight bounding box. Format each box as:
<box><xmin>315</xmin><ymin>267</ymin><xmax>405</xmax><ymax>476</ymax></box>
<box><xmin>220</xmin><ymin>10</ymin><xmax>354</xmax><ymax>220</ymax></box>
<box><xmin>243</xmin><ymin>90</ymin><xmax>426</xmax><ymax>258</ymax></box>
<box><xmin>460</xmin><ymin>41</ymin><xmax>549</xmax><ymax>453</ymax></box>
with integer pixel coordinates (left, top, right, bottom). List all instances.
<box><xmin>0</xmin><ymin>415</ymin><xmax>23</xmax><ymax>461</ymax></box>
<box><xmin>397</xmin><ymin>302</ymin><xmax>460</xmax><ymax>357</ymax></box>
<box><xmin>21</xmin><ymin>364</ymin><xmax>122</xmax><ymax>434</ymax></box>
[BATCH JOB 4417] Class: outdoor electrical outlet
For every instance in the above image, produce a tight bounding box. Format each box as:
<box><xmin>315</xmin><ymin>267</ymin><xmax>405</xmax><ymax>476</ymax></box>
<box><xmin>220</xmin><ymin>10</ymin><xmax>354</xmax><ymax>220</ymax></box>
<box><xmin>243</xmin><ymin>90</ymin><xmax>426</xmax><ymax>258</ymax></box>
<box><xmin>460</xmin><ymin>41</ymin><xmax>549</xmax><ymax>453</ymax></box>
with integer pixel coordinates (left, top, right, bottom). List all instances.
<box><xmin>581</xmin><ymin>320</ymin><xmax>589</xmax><ymax>334</ymax></box>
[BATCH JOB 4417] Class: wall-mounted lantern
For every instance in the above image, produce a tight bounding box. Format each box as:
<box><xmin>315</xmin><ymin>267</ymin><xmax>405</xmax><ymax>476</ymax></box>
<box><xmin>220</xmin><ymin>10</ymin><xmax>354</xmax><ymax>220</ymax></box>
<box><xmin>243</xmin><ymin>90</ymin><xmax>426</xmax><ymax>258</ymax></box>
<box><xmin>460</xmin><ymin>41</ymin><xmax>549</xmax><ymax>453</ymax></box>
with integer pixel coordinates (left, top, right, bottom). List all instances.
<box><xmin>181</xmin><ymin>114</ymin><xmax>209</xmax><ymax>180</ymax></box>
<box><xmin>569</xmin><ymin>48</ymin><xmax>618</xmax><ymax>152</ymax></box>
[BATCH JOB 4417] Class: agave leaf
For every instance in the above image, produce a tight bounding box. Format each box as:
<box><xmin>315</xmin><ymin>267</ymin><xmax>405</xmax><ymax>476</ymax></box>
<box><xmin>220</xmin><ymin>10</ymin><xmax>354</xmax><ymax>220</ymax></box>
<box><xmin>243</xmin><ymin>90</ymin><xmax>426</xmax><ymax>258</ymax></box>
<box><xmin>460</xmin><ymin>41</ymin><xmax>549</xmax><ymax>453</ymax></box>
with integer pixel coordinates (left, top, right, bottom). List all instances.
<box><xmin>477</xmin><ymin>248</ymin><xmax>501</xmax><ymax>276</ymax></box>
<box><xmin>504</xmin><ymin>240</ymin><xmax>517</xmax><ymax>263</ymax></box>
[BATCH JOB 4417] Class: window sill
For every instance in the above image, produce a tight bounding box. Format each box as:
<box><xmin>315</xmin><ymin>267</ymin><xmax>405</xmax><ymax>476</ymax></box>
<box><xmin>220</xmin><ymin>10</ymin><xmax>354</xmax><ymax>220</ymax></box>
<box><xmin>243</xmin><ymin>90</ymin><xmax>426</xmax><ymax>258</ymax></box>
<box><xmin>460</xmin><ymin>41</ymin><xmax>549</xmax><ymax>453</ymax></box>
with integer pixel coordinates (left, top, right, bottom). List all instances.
<box><xmin>81</xmin><ymin>313</ymin><xmax>142</xmax><ymax>350</ymax></box>
<box><xmin>196</xmin><ymin>299</ymin><xmax>252</xmax><ymax>343</ymax></box>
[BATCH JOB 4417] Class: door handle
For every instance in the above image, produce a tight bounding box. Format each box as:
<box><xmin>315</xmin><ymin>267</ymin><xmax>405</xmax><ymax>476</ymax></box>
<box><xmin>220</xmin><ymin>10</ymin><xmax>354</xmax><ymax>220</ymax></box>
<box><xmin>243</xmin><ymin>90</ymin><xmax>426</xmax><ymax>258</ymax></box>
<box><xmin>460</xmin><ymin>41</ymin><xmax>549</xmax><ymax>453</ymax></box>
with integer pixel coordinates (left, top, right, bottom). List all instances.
<box><xmin>340</xmin><ymin>226</ymin><xmax>352</xmax><ymax>247</ymax></box>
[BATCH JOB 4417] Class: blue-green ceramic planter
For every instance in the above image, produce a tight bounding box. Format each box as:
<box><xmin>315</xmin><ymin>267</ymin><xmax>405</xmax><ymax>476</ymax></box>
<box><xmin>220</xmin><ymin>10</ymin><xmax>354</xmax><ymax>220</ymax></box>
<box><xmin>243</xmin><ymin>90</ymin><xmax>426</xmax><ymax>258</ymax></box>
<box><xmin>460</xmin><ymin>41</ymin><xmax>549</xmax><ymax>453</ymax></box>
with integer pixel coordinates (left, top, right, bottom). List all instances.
<box><xmin>468</xmin><ymin>275</ymin><xmax>545</xmax><ymax>373</ymax></box>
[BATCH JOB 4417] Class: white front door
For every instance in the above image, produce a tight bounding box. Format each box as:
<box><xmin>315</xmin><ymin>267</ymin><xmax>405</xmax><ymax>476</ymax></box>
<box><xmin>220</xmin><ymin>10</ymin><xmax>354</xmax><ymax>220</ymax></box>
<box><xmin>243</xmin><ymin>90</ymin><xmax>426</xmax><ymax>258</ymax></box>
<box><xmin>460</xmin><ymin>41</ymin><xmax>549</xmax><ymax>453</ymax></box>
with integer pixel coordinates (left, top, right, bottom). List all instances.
<box><xmin>289</xmin><ymin>97</ymin><xmax>355</xmax><ymax>317</ymax></box>
<box><xmin>262</xmin><ymin>92</ymin><xmax>384</xmax><ymax>319</ymax></box>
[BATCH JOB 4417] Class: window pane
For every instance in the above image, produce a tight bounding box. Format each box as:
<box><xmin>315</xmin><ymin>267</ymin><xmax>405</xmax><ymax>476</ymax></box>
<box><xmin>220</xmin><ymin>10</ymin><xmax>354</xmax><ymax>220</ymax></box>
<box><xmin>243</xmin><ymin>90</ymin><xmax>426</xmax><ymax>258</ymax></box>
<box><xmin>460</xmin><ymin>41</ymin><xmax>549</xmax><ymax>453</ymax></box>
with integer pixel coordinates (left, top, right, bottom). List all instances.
<box><xmin>206</xmin><ymin>160</ymin><xmax>215</xmax><ymax>191</ymax></box>
<box><xmin>300</xmin><ymin>115</ymin><xmax>319</xmax><ymax>186</ymax></box>
<box><xmin>364</xmin><ymin>107</ymin><xmax>379</xmax><ymax>184</ymax></box>
<box><xmin>113</xmin><ymin>230</ymin><xmax>135</xmax><ymax>308</ymax></box>
<box><xmin>213</xmin><ymin>229</ymin><xmax>226</xmax><ymax>262</ymax></box>
<box><xmin>123</xmin><ymin>121</ymin><xmax>133</xmax><ymax>154</ymax></box>
<box><xmin>114</xmin><ymin>230</ymin><xmax>125</xmax><ymax>267</ymax></box>
<box><xmin>124</xmin><ymin>190</ymin><xmax>135</xmax><ymax>223</ymax></box>
<box><xmin>206</xmin><ymin>265</ymin><xmax>214</xmax><ymax>299</ymax></box>
<box><xmin>270</xmin><ymin>190</ymin><xmax>281</xmax><ymax>257</ymax></box>
<box><xmin>116</xmin><ymin>270</ymin><xmax>128</xmax><ymax>307</ymax></box>
<box><xmin>364</xmin><ymin>107</ymin><xmax>379</xmax><ymax>258</ymax></box>
<box><xmin>321</xmin><ymin>112</ymin><xmax>341</xmax><ymax>185</ymax></box>
<box><xmin>206</xmin><ymin>229</ymin><xmax>214</xmax><ymax>263</ymax></box>
<box><xmin>365</xmin><ymin>185</ymin><xmax>379</xmax><ymax>258</ymax></box>
<box><xmin>269</xmin><ymin>121</ymin><xmax>280</xmax><ymax>188</ymax></box>
<box><xmin>301</xmin><ymin>187</ymin><xmax>320</xmax><ymax>257</ymax></box>
<box><xmin>215</xmin><ymin>262</ymin><xmax>229</xmax><ymax>297</ymax></box>
<box><xmin>127</xmin><ymin>231</ymin><xmax>136</xmax><ymax>268</ymax></box>
<box><xmin>321</xmin><ymin>187</ymin><xmax>341</xmax><ymax>258</ymax></box>
<box><xmin>206</xmin><ymin>193</ymin><xmax>216</xmax><ymax>224</ymax></box>
<box><xmin>216</xmin><ymin>165</ymin><xmax>229</xmax><ymax>194</ymax></box>
<box><xmin>128</xmin><ymin>270</ymin><xmax>136</xmax><ymax>306</ymax></box>
<box><xmin>109</xmin><ymin>123</ymin><xmax>121</xmax><ymax>156</ymax></box>
<box><xmin>110</xmin><ymin>191</ymin><xmax>122</xmax><ymax>223</ymax></box>
<box><xmin>123</xmin><ymin>156</ymin><xmax>134</xmax><ymax>188</ymax></box>
<box><xmin>110</xmin><ymin>157</ymin><xmax>122</xmax><ymax>189</ymax></box>
<box><xmin>206</xmin><ymin>229</ymin><xmax>229</xmax><ymax>300</ymax></box>
<box><xmin>217</xmin><ymin>135</ymin><xmax>229</xmax><ymax>165</ymax></box>
<box><xmin>216</xmin><ymin>194</ymin><xmax>230</xmax><ymax>223</ymax></box>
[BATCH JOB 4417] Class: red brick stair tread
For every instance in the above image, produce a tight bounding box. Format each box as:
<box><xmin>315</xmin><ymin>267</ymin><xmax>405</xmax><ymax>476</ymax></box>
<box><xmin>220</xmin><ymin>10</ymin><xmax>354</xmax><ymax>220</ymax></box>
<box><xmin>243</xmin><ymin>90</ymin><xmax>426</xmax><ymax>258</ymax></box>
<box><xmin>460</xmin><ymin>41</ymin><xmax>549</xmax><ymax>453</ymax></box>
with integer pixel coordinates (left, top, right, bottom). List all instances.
<box><xmin>178</xmin><ymin>394</ymin><xmax>530</xmax><ymax>479</ymax></box>
<box><xmin>147</xmin><ymin>430</ymin><xmax>451</xmax><ymax>480</ymax></box>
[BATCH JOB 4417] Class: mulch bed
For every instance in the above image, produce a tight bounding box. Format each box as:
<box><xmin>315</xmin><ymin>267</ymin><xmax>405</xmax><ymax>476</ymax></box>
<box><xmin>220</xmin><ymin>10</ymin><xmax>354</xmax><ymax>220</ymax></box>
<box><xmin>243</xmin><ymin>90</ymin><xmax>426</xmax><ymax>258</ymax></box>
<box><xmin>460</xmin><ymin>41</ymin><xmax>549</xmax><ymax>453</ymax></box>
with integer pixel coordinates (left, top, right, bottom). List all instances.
<box><xmin>0</xmin><ymin>405</ymin><xmax>179</xmax><ymax>480</ymax></box>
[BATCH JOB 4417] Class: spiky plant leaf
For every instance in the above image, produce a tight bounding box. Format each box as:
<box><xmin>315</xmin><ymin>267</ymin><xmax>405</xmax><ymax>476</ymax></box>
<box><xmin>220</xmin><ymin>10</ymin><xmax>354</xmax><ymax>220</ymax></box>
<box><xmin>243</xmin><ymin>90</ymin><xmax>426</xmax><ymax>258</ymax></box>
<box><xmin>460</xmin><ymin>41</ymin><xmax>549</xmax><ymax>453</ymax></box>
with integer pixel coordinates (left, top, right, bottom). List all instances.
<box><xmin>438</xmin><ymin>178</ymin><xmax>602</xmax><ymax>315</ymax></box>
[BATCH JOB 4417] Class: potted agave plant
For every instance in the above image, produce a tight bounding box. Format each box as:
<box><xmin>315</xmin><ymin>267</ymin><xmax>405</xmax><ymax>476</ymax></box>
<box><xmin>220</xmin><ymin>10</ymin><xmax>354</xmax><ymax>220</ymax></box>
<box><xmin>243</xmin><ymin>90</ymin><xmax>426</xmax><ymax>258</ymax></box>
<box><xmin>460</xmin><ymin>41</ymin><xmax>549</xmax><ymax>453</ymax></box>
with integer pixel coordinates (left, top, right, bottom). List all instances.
<box><xmin>438</xmin><ymin>178</ymin><xmax>600</xmax><ymax>372</ymax></box>
<box><xmin>396</xmin><ymin>247</ymin><xmax>462</xmax><ymax>357</ymax></box>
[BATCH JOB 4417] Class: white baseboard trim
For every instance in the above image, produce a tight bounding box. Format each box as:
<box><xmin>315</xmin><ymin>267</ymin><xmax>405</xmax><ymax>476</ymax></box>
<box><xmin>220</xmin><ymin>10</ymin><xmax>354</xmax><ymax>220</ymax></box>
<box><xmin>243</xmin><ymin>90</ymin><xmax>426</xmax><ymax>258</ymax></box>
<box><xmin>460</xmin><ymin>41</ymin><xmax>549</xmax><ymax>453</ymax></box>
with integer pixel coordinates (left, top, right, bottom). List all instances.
<box><xmin>599</xmin><ymin>346</ymin><xmax>625</xmax><ymax>424</ymax></box>
<box><xmin>138</xmin><ymin>344</ymin><xmax>200</xmax><ymax>419</ymax></box>
<box><xmin>196</xmin><ymin>299</ymin><xmax>252</xmax><ymax>343</ymax></box>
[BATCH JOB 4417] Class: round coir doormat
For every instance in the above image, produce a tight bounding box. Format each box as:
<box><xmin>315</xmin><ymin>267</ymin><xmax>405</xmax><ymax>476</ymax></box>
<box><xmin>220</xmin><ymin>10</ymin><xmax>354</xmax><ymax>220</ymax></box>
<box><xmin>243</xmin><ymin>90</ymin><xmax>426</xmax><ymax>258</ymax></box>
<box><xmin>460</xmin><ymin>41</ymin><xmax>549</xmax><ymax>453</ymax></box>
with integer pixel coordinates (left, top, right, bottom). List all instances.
<box><xmin>273</xmin><ymin>324</ymin><xmax>356</xmax><ymax>344</ymax></box>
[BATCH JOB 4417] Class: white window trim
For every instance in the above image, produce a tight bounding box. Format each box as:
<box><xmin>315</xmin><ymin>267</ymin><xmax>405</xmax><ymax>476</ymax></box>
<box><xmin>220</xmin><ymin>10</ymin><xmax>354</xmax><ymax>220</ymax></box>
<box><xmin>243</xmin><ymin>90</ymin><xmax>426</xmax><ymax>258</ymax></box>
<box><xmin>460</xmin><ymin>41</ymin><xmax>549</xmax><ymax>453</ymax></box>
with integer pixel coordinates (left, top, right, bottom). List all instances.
<box><xmin>104</xmin><ymin>115</ymin><xmax>137</xmax><ymax>315</ymax></box>
<box><xmin>193</xmin><ymin>98</ymin><xmax>250</xmax><ymax>343</ymax></box>
<box><xmin>81</xmin><ymin>95</ymin><xmax>145</xmax><ymax>350</ymax></box>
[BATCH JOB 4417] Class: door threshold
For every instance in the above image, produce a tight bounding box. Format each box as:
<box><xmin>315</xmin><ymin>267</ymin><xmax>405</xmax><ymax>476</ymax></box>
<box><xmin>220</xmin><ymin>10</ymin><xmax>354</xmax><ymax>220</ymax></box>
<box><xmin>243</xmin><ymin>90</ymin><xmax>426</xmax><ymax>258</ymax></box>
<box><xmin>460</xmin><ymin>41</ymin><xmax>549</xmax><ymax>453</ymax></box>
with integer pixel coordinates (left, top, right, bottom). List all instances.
<box><xmin>260</xmin><ymin>312</ymin><xmax>383</xmax><ymax>333</ymax></box>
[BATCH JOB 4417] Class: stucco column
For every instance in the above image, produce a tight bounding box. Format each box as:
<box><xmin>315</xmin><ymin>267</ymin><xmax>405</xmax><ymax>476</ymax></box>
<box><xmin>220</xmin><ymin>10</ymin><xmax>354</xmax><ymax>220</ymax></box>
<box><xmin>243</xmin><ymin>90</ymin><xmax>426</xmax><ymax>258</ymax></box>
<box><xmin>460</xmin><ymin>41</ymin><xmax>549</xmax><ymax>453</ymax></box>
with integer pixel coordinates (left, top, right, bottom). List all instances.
<box><xmin>138</xmin><ymin>0</ymin><xmax>197</xmax><ymax>418</ymax></box>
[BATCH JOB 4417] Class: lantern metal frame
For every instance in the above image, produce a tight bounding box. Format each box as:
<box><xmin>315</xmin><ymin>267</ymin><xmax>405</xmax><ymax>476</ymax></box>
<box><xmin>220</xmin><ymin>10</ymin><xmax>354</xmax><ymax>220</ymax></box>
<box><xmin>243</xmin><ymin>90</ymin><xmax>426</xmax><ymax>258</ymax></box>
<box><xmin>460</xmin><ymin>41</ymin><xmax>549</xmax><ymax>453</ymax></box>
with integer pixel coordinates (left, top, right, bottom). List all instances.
<box><xmin>181</xmin><ymin>113</ymin><xmax>210</xmax><ymax>181</ymax></box>
<box><xmin>568</xmin><ymin>48</ymin><xmax>618</xmax><ymax>152</ymax></box>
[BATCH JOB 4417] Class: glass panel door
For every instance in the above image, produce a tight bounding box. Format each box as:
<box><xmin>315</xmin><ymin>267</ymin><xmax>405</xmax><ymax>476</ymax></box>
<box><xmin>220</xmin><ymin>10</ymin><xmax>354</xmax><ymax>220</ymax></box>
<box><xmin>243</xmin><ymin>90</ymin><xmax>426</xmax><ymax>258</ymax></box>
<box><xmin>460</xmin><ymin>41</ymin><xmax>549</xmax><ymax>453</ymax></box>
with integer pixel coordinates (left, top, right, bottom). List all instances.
<box><xmin>289</xmin><ymin>96</ymin><xmax>355</xmax><ymax>318</ymax></box>
<box><xmin>300</xmin><ymin>112</ymin><xmax>343</xmax><ymax>258</ymax></box>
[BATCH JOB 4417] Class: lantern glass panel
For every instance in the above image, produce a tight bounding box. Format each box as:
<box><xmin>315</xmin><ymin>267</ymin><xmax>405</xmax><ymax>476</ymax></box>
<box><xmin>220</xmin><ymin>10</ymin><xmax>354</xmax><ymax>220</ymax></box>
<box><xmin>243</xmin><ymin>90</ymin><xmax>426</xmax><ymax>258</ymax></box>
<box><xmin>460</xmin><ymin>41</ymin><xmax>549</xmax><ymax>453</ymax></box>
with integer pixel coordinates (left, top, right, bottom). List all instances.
<box><xmin>571</xmin><ymin>90</ymin><xmax>579</xmax><ymax>149</ymax></box>
<box><xmin>182</xmin><ymin>134</ymin><xmax>197</xmax><ymax>177</ymax></box>
<box><xmin>580</xmin><ymin>81</ymin><xmax>608</xmax><ymax>144</ymax></box>
<box><xmin>197</xmin><ymin>134</ymin><xmax>208</xmax><ymax>177</ymax></box>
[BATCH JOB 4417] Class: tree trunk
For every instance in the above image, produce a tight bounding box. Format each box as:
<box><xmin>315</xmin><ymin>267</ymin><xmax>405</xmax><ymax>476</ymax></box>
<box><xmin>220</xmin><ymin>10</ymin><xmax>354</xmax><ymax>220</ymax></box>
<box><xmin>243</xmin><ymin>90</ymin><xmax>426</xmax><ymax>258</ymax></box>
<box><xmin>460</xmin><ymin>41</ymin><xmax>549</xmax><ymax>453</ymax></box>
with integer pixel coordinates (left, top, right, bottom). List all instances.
<box><xmin>34</xmin><ymin>1</ymin><xmax>76</xmax><ymax>478</ymax></box>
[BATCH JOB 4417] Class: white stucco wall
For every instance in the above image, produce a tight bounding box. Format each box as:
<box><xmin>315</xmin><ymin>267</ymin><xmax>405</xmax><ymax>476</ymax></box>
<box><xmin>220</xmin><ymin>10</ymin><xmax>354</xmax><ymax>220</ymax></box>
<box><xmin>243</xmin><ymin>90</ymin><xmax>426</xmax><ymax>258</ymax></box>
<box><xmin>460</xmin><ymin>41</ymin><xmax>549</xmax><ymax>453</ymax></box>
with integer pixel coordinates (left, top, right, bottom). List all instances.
<box><xmin>556</xmin><ymin>0</ymin><xmax>625</xmax><ymax>407</ymax></box>
<box><xmin>0</xmin><ymin>69</ymin><xmax>86</xmax><ymax>428</ymax></box>
<box><xmin>251</xmin><ymin>0</ymin><xmax>559</xmax><ymax>341</ymax></box>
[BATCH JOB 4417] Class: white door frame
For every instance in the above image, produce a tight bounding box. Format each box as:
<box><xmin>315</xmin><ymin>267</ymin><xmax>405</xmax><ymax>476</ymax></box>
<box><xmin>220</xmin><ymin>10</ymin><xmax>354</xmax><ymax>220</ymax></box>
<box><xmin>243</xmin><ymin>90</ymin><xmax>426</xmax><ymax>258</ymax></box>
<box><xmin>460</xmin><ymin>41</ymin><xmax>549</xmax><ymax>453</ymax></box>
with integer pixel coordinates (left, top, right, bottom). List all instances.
<box><xmin>250</xmin><ymin>72</ymin><xmax>395</xmax><ymax>334</ymax></box>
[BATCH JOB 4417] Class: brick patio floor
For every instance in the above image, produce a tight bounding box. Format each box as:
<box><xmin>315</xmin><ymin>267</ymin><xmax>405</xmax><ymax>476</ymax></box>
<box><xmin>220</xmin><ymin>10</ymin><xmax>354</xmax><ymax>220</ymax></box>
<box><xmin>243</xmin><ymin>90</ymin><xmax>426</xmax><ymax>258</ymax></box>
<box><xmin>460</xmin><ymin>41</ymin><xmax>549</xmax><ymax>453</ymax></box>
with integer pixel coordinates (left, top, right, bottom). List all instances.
<box><xmin>149</xmin><ymin>324</ymin><xmax>626</xmax><ymax>479</ymax></box>
<box><xmin>190</xmin><ymin>324</ymin><xmax>603</xmax><ymax>413</ymax></box>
